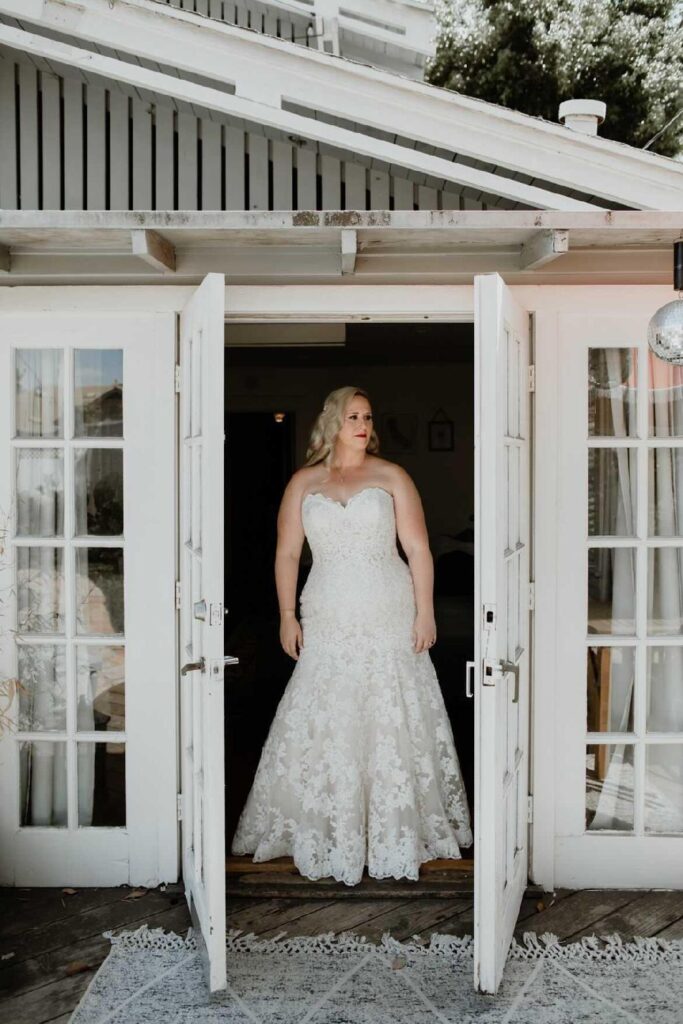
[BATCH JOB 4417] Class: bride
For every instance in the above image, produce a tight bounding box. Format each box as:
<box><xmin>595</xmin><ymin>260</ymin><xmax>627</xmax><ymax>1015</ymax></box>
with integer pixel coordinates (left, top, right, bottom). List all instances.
<box><xmin>230</xmin><ymin>385</ymin><xmax>472</xmax><ymax>885</ymax></box>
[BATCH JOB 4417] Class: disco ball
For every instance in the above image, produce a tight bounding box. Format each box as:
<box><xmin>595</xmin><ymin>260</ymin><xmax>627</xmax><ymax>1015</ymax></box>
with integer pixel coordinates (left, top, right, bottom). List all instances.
<box><xmin>647</xmin><ymin>298</ymin><xmax>683</xmax><ymax>364</ymax></box>
<box><xmin>648</xmin><ymin>240</ymin><xmax>683</xmax><ymax>364</ymax></box>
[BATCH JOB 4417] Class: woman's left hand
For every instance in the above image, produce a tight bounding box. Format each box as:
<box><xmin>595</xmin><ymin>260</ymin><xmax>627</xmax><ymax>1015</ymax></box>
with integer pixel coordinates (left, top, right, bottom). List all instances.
<box><xmin>413</xmin><ymin>612</ymin><xmax>437</xmax><ymax>653</ymax></box>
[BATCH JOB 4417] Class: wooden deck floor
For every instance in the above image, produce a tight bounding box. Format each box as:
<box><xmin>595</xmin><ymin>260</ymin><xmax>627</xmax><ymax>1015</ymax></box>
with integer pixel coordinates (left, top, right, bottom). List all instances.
<box><xmin>3</xmin><ymin>878</ymin><xmax>683</xmax><ymax>1024</ymax></box>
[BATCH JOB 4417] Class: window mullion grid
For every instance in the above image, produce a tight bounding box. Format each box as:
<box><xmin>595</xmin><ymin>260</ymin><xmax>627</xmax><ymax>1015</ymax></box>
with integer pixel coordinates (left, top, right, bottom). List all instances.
<box><xmin>64</xmin><ymin>346</ymin><xmax>77</xmax><ymax>832</ymax></box>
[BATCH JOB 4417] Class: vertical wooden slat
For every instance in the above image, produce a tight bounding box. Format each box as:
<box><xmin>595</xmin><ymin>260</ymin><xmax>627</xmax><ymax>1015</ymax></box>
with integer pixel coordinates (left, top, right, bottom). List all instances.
<box><xmin>86</xmin><ymin>85</ymin><xmax>106</xmax><ymax>209</ymax></box>
<box><xmin>196</xmin><ymin>0</ymin><xmax>209</xmax><ymax>15</ymax></box>
<box><xmin>369</xmin><ymin>169</ymin><xmax>390</xmax><ymax>209</ymax></box>
<box><xmin>18</xmin><ymin>63</ymin><xmax>39</xmax><ymax>209</ymax></box>
<box><xmin>109</xmin><ymin>91</ymin><xmax>129</xmax><ymax>209</ymax></box>
<box><xmin>296</xmin><ymin>147</ymin><xmax>316</xmax><ymax>209</ymax></box>
<box><xmin>392</xmin><ymin>177</ymin><xmax>414</xmax><ymax>210</ymax></box>
<box><xmin>224</xmin><ymin>125</ymin><xmax>245</xmax><ymax>209</ymax></box>
<box><xmin>208</xmin><ymin>0</ymin><xmax>224</xmax><ymax>20</ymax></box>
<box><xmin>441</xmin><ymin>190</ymin><xmax>461</xmax><ymax>211</ymax></box>
<box><xmin>236</xmin><ymin>5</ymin><xmax>249</xmax><ymax>27</ymax></box>
<box><xmin>167</xmin><ymin>0</ymin><xmax>183</xmax><ymax>7</ymax></box>
<box><xmin>321</xmin><ymin>155</ymin><xmax>341</xmax><ymax>209</ymax></box>
<box><xmin>264</xmin><ymin>11</ymin><xmax>278</xmax><ymax>36</ymax></box>
<box><xmin>132</xmin><ymin>99</ymin><xmax>153</xmax><ymax>209</ymax></box>
<box><xmin>201</xmin><ymin>119</ymin><xmax>221</xmax><ymax>209</ymax></box>
<box><xmin>417</xmin><ymin>185</ymin><xmax>437</xmax><ymax>210</ymax></box>
<box><xmin>40</xmin><ymin>72</ymin><xmax>61</xmax><ymax>209</ymax></box>
<box><xmin>344</xmin><ymin>163</ymin><xmax>366</xmax><ymax>210</ymax></box>
<box><xmin>63</xmin><ymin>78</ymin><xmax>84</xmax><ymax>210</ymax></box>
<box><xmin>271</xmin><ymin>139</ymin><xmax>292</xmax><ymax>210</ymax></box>
<box><xmin>0</xmin><ymin>60</ymin><xmax>18</xmax><ymax>209</ymax></box>
<box><xmin>280</xmin><ymin>18</ymin><xmax>293</xmax><ymax>41</ymax></box>
<box><xmin>155</xmin><ymin>105</ymin><xmax>175</xmax><ymax>210</ymax></box>
<box><xmin>177</xmin><ymin>112</ymin><xmax>198</xmax><ymax>209</ymax></box>
<box><xmin>247</xmin><ymin>132</ymin><xmax>268</xmax><ymax>209</ymax></box>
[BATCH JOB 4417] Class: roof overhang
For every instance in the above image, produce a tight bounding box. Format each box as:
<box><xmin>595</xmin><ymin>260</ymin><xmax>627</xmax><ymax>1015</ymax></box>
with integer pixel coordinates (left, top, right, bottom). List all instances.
<box><xmin>1</xmin><ymin>0</ymin><xmax>682</xmax><ymax>210</ymax></box>
<box><xmin>0</xmin><ymin>210</ymin><xmax>681</xmax><ymax>286</ymax></box>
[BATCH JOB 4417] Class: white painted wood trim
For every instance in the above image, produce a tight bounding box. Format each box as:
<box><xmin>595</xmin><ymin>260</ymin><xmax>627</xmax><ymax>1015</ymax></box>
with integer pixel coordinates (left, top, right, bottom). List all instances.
<box><xmin>0</xmin><ymin>24</ymin><xmax>594</xmax><ymax>211</ymax></box>
<box><xmin>2</xmin><ymin>0</ymin><xmax>681</xmax><ymax>208</ymax></box>
<box><xmin>529</xmin><ymin>309</ymin><xmax>559</xmax><ymax>890</ymax></box>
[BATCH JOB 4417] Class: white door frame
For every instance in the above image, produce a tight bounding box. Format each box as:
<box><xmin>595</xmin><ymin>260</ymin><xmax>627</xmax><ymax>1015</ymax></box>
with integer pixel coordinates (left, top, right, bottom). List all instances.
<box><xmin>538</xmin><ymin>292</ymin><xmax>683</xmax><ymax>890</ymax></box>
<box><xmin>0</xmin><ymin>308</ymin><xmax>177</xmax><ymax>887</ymax></box>
<box><xmin>526</xmin><ymin>285</ymin><xmax>678</xmax><ymax>891</ymax></box>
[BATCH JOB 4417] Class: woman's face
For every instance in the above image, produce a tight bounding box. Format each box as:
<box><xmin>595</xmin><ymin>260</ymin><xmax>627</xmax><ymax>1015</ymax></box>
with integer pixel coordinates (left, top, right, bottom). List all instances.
<box><xmin>335</xmin><ymin>395</ymin><xmax>373</xmax><ymax>452</ymax></box>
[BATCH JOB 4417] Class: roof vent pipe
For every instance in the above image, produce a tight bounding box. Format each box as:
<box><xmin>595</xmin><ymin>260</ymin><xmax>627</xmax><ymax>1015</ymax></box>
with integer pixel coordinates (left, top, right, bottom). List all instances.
<box><xmin>558</xmin><ymin>99</ymin><xmax>606</xmax><ymax>136</ymax></box>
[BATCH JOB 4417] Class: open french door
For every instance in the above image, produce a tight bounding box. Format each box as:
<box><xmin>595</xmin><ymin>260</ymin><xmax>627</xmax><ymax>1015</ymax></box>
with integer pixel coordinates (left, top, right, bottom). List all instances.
<box><xmin>474</xmin><ymin>274</ymin><xmax>532</xmax><ymax>993</ymax></box>
<box><xmin>178</xmin><ymin>274</ymin><xmax>234</xmax><ymax>994</ymax></box>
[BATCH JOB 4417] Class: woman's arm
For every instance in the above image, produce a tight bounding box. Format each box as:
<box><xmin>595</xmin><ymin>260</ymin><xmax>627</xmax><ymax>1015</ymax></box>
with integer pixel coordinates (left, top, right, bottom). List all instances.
<box><xmin>392</xmin><ymin>466</ymin><xmax>437</xmax><ymax>653</ymax></box>
<box><xmin>275</xmin><ymin>473</ymin><xmax>307</xmax><ymax>658</ymax></box>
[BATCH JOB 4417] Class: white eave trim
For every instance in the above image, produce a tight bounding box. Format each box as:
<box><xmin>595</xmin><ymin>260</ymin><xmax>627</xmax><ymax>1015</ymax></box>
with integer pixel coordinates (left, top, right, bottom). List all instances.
<box><xmin>0</xmin><ymin>22</ymin><xmax>597</xmax><ymax>210</ymax></box>
<box><xmin>2</xmin><ymin>0</ymin><xmax>682</xmax><ymax>209</ymax></box>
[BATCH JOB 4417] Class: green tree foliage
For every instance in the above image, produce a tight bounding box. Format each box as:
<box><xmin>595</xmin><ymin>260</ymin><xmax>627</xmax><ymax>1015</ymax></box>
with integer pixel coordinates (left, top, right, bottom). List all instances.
<box><xmin>427</xmin><ymin>0</ymin><xmax>683</xmax><ymax>156</ymax></box>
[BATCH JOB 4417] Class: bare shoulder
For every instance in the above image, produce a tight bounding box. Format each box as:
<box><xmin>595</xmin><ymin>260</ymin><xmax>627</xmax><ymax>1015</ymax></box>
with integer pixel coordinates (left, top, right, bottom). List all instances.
<box><xmin>285</xmin><ymin>466</ymin><xmax>323</xmax><ymax>499</ymax></box>
<box><xmin>368</xmin><ymin>456</ymin><xmax>418</xmax><ymax>499</ymax></box>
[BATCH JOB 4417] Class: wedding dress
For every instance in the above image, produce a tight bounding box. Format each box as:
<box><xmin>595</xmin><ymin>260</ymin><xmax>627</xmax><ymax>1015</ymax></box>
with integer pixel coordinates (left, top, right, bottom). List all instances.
<box><xmin>230</xmin><ymin>485</ymin><xmax>473</xmax><ymax>885</ymax></box>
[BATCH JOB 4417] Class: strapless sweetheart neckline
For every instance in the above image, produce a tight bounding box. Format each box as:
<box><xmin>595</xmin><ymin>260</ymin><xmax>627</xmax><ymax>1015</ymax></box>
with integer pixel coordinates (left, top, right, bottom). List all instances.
<box><xmin>302</xmin><ymin>485</ymin><xmax>393</xmax><ymax>511</ymax></box>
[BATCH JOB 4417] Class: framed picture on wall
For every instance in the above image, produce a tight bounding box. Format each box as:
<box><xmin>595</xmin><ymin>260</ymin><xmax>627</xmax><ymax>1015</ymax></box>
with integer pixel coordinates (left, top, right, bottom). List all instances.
<box><xmin>428</xmin><ymin>408</ymin><xmax>454</xmax><ymax>451</ymax></box>
<box><xmin>380</xmin><ymin>412</ymin><xmax>418</xmax><ymax>454</ymax></box>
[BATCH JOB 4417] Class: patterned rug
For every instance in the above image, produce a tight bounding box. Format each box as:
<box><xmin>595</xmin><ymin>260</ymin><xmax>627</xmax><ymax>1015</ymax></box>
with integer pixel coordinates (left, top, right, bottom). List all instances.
<box><xmin>68</xmin><ymin>924</ymin><xmax>683</xmax><ymax>1023</ymax></box>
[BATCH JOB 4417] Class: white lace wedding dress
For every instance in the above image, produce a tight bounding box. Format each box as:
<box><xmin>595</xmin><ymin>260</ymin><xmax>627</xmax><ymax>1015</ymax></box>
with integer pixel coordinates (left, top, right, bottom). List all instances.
<box><xmin>230</xmin><ymin>485</ymin><xmax>473</xmax><ymax>885</ymax></box>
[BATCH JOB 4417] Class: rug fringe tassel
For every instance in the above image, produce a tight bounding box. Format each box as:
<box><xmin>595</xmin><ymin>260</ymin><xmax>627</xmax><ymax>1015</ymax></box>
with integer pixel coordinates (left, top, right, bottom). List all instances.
<box><xmin>102</xmin><ymin>922</ymin><xmax>683</xmax><ymax>964</ymax></box>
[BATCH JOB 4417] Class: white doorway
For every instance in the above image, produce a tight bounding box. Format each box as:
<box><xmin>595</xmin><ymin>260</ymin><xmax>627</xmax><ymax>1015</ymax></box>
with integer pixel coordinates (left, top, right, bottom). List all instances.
<box><xmin>201</xmin><ymin>277</ymin><xmax>534</xmax><ymax>995</ymax></box>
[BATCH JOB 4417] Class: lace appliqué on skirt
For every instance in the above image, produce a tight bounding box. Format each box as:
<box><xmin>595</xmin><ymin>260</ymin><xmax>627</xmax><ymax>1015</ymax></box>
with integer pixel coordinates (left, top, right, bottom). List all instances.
<box><xmin>230</xmin><ymin>487</ymin><xmax>473</xmax><ymax>885</ymax></box>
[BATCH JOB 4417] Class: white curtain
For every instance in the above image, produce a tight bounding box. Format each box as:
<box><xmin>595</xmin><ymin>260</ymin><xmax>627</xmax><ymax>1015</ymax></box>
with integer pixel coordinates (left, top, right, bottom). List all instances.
<box><xmin>16</xmin><ymin>350</ymin><xmax>96</xmax><ymax>827</ymax></box>
<box><xmin>590</xmin><ymin>350</ymin><xmax>683</xmax><ymax>831</ymax></box>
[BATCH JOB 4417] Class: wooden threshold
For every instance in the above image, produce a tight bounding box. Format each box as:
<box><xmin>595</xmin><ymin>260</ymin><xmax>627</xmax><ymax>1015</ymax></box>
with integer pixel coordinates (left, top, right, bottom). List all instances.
<box><xmin>226</xmin><ymin>856</ymin><xmax>475</xmax><ymax>900</ymax></box>
<box><xmin>227</xmin><ymin>856</ymin><xmax>474</xmax><ymax>874</ymax></box>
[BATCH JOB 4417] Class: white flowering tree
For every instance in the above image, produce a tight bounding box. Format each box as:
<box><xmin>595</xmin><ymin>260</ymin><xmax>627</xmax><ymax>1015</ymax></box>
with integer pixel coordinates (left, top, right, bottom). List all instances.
<box><xmin>428</xmin><ymin>0</ymin><xmax>683</xmax><ymax>157</ymax></box>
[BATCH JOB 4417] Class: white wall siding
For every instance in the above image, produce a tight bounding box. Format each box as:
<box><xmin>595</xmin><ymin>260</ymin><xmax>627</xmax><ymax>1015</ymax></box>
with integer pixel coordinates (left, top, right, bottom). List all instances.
<box><xmin>0</xmin><ymin>53</ymin><xmax>503</xmax><ymax>212</ymax></box>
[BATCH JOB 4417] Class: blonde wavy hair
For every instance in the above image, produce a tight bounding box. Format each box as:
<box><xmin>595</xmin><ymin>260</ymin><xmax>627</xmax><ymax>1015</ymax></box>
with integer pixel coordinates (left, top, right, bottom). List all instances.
<box><xmin>303</xmin><ymin>386</ymin><xmax>380</xmax><ymax>467</ymax></box>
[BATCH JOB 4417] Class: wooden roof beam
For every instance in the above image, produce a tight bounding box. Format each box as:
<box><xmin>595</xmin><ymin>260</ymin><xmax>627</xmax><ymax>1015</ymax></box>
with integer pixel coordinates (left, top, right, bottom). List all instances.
<box><xmin>520</xmin><ymin>229</ymin><xmax>569</xmax><ymax>270</ymax></box>
<box><xmin>341</xmin><ymin>229</ymin><xmax>357</xmax><ymax>274</ymax></box>
<box><xmin>131</xmin><ymin>229</ymin><xmax>176</xmax><ymax>273</ymax></box>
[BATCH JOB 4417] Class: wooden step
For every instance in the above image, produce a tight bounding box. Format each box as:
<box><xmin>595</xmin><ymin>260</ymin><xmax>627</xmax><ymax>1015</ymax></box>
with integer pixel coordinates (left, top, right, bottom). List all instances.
<box><xmin>226</xmin><ymin>856</ymin><xmax>475</xmax><ymax>899</ymax></box>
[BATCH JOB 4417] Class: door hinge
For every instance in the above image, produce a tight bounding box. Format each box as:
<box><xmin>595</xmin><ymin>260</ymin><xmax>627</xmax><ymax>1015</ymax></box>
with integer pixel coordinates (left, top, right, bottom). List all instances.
<box><xmin>175</xmin><ymin>580</ymin><xmax>182</xmax><ymax>611</ymax></box>
<box><xmin>528</xmin><ymin>581</ymin><xmax>535</xmax><ymax>611</ymax></box>
<box><xmin>527</xmin><ymin>795</ymin><xmax>534</xmax><ymax>824</ymax></box>
<box><xmin>174</xmin><ymin>364</ymin><xmax>181</xmax><ymax>393</ymax></box>
<box><xmin>177</xmin><ymin>793</ymin><xmax>183</xmax><ymax>821</ymax></box>
<box><xmin>528</xmin><ymin>365</ymin><xmax>536</xmax><ymax>393</ymax></box>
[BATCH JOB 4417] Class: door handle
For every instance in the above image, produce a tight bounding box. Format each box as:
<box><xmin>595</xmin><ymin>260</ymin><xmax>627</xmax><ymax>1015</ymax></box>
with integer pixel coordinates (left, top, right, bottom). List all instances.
<box><xmin>193</xmin><ymin>599</ymin><xmax>207</xmax><ymax>621</ymax></box>
<box><xmin>181</xmin><ymin>656</ymin><xmax>205</xmax><ymax>676</ymax></box>
<box><xmin>222</xmin><ymin>655</ymin><xmax>239</xmax><ymax>666</ymax></box>
<box><xmin>483</xmin><ymin>659</ymin><xmax>520</xmax><ymax>702</ymax></box>
<box><xmin>465</xmin><ymin>660</ymin><xmax>475</xmax><ymax>698</ymax></box>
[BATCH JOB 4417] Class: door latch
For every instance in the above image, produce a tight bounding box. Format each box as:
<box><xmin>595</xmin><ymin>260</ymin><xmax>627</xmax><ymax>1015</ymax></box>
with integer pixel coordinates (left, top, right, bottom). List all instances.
<box><xmin>482</xmin><ymin>659</ymin><xmax>520</xmax><ymax>702</ymax></box>
<box><xmin>181</xmin><ymin>656</ymin><xmax>206</xmax><ymax>676</ymax></box>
